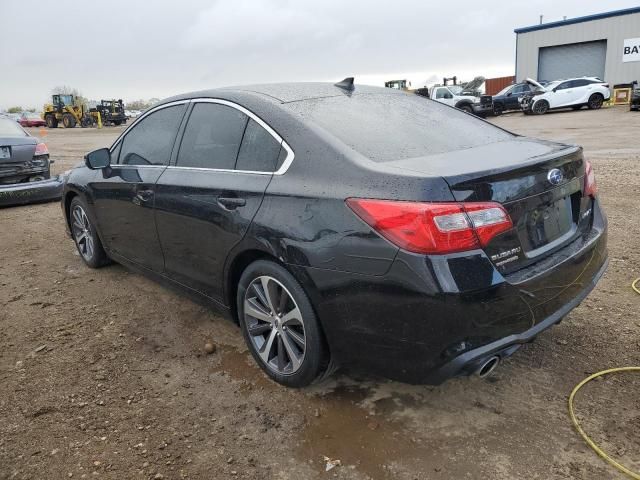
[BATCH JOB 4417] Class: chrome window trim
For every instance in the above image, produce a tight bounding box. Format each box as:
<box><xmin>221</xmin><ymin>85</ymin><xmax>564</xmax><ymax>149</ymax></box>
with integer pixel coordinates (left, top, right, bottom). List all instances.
<box><xmin>109</xmin><ymin>164</ymin><xmax>167</xmax><ymax>169</ymax></box>
<box><xmin>166</xmin><ymin>165</ymin><xmax>271</xmax><ymax>176</ymax></box>
<box><xmin>109</xmin><ymin>97</ymin><xmax>295</xmax><ymax>175</ymax></box>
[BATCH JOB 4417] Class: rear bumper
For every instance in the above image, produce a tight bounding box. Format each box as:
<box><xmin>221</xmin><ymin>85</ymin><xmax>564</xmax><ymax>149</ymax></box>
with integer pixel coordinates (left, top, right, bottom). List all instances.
<box><xmin>0</xmin><ymin>164</ymin><xmax>50</xmax><ymax>184</ymax></box>
<box><xmin>292</xmin><ymin>200</ymin><xmax>608</xmax><ymax>384</ymax></box>
<box><xmin>0</xmin><ymin>175</ymin><xmax>64</xmax><ymax>207</ymax></box>
<box><xmin>428</xmin><ymin>255</ymin><xmax>607</xmax><ymax>383</ymax></box>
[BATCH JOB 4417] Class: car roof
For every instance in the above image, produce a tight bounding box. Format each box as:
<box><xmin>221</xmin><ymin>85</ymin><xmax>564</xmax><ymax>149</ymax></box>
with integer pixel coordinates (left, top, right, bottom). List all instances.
<box><xmin>160</xmin><ymin>82</ymin><xmax>401</xmax><ymax>105</ymax></box>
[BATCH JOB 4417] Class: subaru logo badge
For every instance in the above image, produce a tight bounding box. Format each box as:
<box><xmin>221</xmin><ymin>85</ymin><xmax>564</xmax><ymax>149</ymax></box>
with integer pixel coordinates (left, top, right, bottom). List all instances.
<box><xmin>547</xmin><ymin>168</ymin><xmax>563</xmax><ymax>185</ymax></box>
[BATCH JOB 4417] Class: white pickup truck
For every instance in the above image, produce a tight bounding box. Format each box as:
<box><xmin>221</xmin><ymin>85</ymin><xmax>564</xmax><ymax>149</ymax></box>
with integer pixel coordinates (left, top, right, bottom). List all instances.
<box><xmin>428</xmin><ymin>85</ymin><xmax>493</xmax><ymax>117</ymax></box>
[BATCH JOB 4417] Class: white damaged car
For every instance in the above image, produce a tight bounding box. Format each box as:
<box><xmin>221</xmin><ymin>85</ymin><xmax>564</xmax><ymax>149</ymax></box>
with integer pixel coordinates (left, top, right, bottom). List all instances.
<box><xmin>521</xmin><ymin>77</ymin><xmax>611</xmax><ymax>115</ymax></box>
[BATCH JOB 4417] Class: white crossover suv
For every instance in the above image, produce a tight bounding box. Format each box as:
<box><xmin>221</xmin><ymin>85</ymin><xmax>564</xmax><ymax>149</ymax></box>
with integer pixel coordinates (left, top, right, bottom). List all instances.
<box><xmin>521</xmin><ymin>77</ymin><xmax>611</xmax><ymax>115</ymax></box>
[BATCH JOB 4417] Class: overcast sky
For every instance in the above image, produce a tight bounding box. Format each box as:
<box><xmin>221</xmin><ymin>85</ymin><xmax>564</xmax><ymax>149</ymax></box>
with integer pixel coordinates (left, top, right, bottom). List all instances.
<box><xmin>1</xmin><ymin>0</ymin><xmax>637</xmax><ymax>109</ymax></box>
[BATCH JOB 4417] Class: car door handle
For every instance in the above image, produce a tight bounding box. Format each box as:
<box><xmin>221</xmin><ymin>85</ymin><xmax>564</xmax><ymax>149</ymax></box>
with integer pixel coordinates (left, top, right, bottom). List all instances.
<box><xmin>135</xmin><ymin>189</ymin><xmax>154</xmax><ymax>203</ymax></box>
<box><xmin>217</xmin><ymin>197</ymin><xmax>246</xmax><ymax>210</ymax></box>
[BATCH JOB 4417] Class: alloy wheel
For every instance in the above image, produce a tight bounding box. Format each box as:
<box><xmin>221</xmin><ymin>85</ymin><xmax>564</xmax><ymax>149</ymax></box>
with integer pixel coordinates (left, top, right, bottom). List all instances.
<box><xmin>589</xmin><ymin>95</ymin><xmax>603</xmax><ymax>109</ymax></box>
<box><xmin>244</xmin><ymin>275</ymin><xmax>306</xmax><ymax>375</ymax></box>
<box><xmin>533</xmin><ymin>100</ymin><xmax>548</xmax><ymax>114</ymax></box>
<box><xmin>71</xmin><ymin>205</ymin><xmax>95</xmax><ymax>261</ymax></box>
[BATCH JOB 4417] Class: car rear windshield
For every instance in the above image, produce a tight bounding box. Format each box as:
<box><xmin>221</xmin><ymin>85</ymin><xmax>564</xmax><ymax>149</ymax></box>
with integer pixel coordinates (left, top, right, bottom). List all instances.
<box><xmin>0</xmin><ymin>118</ymin><xmax>27</xmax><ymax>137</ymax></box>
<box><xmin>284</xmin><ymin>93</ymin><xmax>513</xmax><ymax>162</ymax></box>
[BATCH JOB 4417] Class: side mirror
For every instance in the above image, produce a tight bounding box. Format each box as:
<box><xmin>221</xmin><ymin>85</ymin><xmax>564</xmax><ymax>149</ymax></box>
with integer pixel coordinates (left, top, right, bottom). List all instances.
<box><xmin>85</xmin><ymin>148</ymin><xmax>111</xmax><ymax>170</ymax></box>
<box><xmin>506</xmin><ymin>92</ymin><xmax>513</xmax><ymax>96</ymax></box>
<box><xmin>445</xmin><ymin>93</ymin><xmax>453</xmax><ymax>99</ymax></box>
<box><xmin>552</xmin><ymin>87</ymin><xmax>558</xmax><ymax>93</ymax></box>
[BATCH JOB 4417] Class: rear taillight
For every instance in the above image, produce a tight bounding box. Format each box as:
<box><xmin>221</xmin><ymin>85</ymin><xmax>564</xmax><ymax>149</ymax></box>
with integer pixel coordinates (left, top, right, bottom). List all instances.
<box><xmin>34</xmin><ymin>142</ymin><xmax>49</xmax><ymax>156</ymax></box>
<box><xmin>584</xmin><ymin>160</ymin><xmax>598</xmax><ymax>197</ymax></box>
<box><xmin>346</xmin><ymin>199</ymin><xmax>513</xmax><ymax>254</ymax></box>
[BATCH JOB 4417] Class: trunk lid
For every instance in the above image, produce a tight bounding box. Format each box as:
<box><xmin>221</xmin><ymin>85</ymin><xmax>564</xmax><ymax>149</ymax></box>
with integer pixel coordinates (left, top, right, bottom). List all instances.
<box><xmin>386</xmin><ymin>137</ymin><xmax>592</xmax><ymax>274</ymax></box>
<box><xmin>0</xmin><ymin>137</ymin><xmax>38</xmax><ymax>180</ymax></box>
<box><xmin>0</xmin><ymin>137</ymin><xmax>37</xmax><ymax>163</ymax></box>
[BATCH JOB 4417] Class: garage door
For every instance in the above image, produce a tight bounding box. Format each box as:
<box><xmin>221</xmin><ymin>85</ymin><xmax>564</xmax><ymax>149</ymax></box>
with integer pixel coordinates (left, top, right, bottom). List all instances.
<box><xmin>538</xmin><ymin>40</ymin><xmax>607</xmax><ymax>82</ymax></box>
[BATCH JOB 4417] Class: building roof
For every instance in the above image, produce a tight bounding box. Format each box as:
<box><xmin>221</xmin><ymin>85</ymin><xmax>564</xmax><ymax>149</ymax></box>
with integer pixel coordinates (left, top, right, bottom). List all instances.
<box><xmin>514</xmin><ymin>6</ymin><xmax>640</xmax><ymax>34</ymax></box>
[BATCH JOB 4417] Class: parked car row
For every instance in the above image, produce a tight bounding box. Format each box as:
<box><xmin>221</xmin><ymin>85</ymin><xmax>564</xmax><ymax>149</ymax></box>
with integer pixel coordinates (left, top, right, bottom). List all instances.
<box><xmin>422</xmin><ymin>76</ymin><xmax>612</xmax><ymax>118</ymax></box>
<box><xmin>492</xmin><ymin>77</ymin><xmax>612</xmax><ymax>115</ymax></box>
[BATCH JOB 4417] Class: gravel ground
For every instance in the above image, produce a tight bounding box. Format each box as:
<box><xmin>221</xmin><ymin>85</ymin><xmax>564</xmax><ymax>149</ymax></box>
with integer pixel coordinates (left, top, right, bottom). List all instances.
<box><xmin>1</xmin><ymin>105</ymin><xmax>639</xmax><ymax>479</ymax></box>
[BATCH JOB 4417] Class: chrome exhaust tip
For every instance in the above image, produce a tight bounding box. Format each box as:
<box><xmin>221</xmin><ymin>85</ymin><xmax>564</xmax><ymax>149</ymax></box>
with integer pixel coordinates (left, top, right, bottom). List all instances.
<box><xmin>476</xmin><ymin>356</ymin><xmax>500</xmax><ymax>378</ymax></box>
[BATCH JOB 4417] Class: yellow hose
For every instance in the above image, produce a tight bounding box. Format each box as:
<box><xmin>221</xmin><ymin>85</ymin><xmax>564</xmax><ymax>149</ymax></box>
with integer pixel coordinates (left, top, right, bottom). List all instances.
<box><xmin>567</xmin><ymin>281</ymin><xmax>640</xmax><ymax>478</ymax></box>
<box><xmin>569</xmin><ymin>367</ymin><xmax>640</xmax><ymax>479</ymax></box>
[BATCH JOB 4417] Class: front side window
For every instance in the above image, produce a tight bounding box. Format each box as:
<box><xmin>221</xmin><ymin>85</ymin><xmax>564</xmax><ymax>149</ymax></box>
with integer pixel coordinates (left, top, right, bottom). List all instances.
<box><xmin>119</xmin><ymin>104</ymin><xmax>186</xmax><ymax>166</ymax></box>
<box><xmin>235</xmin><ymin>119</ymin><xmax>282</xmax><ymax>172</ymax></box>
<box><xmin>555</xmin><ymin>82</ymin><xmax>571</xmax><ymax>91</ymax></box>
<box><xmin>177</xmin><ymin>103</ymin><xmax>248</xmax><ymax>169</ymax></box>
<box><xmin>435</xmin><ymin>88</ymin><xmax>449</xmax><ymax>99</ymax></box>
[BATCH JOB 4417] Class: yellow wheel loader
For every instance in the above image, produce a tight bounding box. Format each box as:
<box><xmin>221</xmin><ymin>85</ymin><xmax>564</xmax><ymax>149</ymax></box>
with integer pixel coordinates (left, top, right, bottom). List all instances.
<box><xmin>42</xmin><ymin>94</ymin><xmax>102</xmax><ymax>128</ymax></box>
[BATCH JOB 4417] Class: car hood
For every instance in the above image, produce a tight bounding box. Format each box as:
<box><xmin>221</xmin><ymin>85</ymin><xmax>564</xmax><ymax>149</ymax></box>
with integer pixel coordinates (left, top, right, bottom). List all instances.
<box><xmin>525</xmin><ymin>78</ymin><xmax>547</xmax><ymax>91</ymax></box>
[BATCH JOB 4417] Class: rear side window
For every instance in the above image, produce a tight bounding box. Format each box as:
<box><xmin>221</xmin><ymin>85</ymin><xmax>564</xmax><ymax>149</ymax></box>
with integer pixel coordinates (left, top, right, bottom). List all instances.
<box><xmin>571</xmin><ymin>79</ymin><xmax>590</xmax><ymax>88</ymax></box>
<box><xmin>235</xmin><ymin>119</ymin><xmax>282</xmax><ymax>172</ymax></box>
<box><xmin>285</xmin><ymin>93</ymin><xmax>513</xmax><ymax>163</ymax></box>
<box><xmin>119</xmin><ymin>104</ymin><xmax>186</xmax><ymax>166</ymax></box>
<box><xmin>177</xmin><ymin>103</ymin><xmax>248</xmax><ymax>169</ymax></box>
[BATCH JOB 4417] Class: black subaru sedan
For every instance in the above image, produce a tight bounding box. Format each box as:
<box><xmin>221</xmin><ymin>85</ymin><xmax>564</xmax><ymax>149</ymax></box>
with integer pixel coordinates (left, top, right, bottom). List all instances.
<box><xmin>61</xmin><ymin>81</ymin><xmax>608</xmax><ymax>387</ymax></box>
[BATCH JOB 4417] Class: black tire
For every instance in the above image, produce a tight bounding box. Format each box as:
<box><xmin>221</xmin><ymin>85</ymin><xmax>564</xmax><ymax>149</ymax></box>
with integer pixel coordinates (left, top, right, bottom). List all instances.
<box><xmin>45</xmin><ymin>115</ymin><xmax>58</xmax><ymax>128</ymax></box>
<box><xmin>237</xmin><ymin>260</ymin><xmax>328</xmax><ymax>387</ymax></box>
<box><xmin>62</xmin><ymin>113</ymin><xmax>76</xmax><ymax>128</ymax></box>
<box><xmin>113</xmin><ymin>120</ymin><xmax>122</xmax><ymax>126</ymax></box>
<box><xmin>69</xmin><ymin>197</ymin><xmax>110</xmax><ymax>268</ymax></box>
<box><xmin>458</xmin><ymin>104</ymin><xmax>473</xmax><ymax>114</ymax></box>
<box><xmin>532</xmin><ymin>100</ymin><xmax>549</xmax><ymax>115</ymax></box>
<box><xmin>492</xmin><ymin>103</ymin><xmax>503</xmax><ymax>116</ymax></box>
<box><xmin>588</xmin><ymin>93</ymin><xmax>604</xmax><ymax>110</ymax></box>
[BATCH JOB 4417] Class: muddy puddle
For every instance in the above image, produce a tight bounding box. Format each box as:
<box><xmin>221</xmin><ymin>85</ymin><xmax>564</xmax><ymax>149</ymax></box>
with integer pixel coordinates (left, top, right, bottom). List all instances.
<box><xmin>214</xmin><ymin>345</ymin><xmax>428</xmax><ymax>479</ymax></box>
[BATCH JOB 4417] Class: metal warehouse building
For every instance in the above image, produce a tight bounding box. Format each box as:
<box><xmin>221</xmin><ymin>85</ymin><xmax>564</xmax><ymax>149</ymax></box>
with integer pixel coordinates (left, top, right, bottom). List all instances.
<box><xmin>515</xmin><ymin>7</ymin><xmax>640</xmax><ymax>85</ymax></box>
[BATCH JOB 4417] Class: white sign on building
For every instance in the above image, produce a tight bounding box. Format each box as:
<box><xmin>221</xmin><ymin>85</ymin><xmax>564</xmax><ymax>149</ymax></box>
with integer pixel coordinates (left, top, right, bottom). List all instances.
<box><xmin>622</xmin><ymin>37</ymin><xmax>640</xmax><ymax>62</ymax></box>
